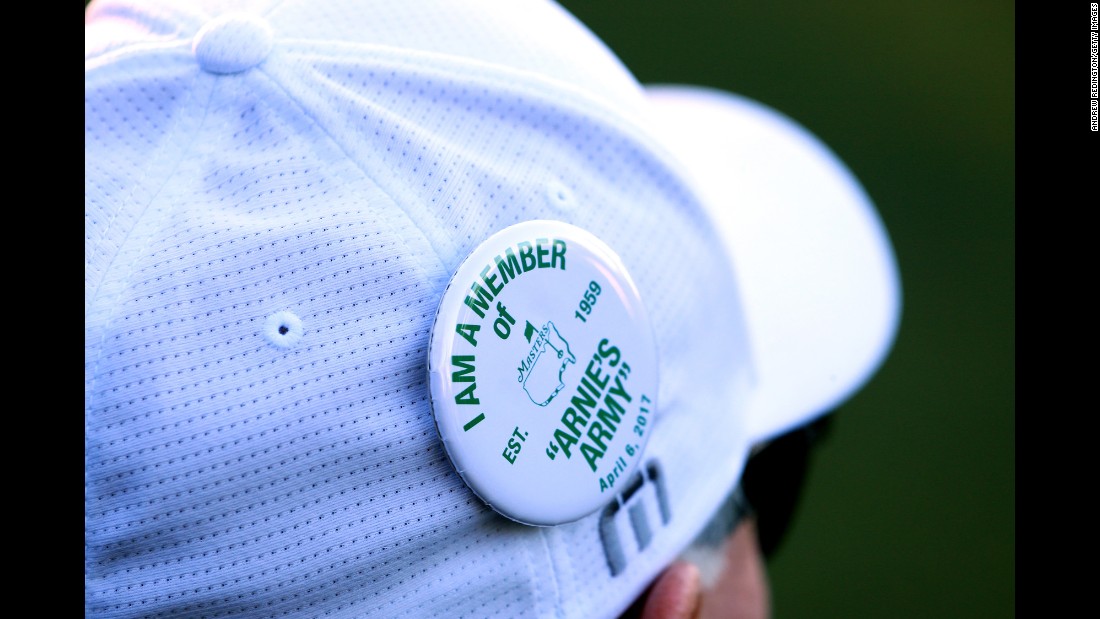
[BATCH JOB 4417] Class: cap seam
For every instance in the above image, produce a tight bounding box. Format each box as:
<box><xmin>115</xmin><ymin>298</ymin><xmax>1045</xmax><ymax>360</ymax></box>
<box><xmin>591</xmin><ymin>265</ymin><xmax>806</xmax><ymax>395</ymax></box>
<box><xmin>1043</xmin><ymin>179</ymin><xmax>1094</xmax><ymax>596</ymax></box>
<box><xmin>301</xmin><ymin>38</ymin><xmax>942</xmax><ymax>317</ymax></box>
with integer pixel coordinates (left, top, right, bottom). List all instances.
<box><xmin>85</xmin><ymin>70</ymin><xmax>216</xmax><ymax>398</ymax></box>
<box><xmin>538</xmin><ymin>527</ymin><xmax>567</xmax><ymax>619</ymax></box>
<box><xmin>252</xmin><ymin>40</ymin><xmax>710</xmax><ymax>274</ymax></box>
<box><xmin>85</xmin><ymin>66</ymin><xmax>217</xmax><ymax>583</ymax></box>
<box><xmin>249</xmin><ymin>65</ymin><xmax>456</xmax><ymax>278</ymax></box>
<box><xmin>275</xmin><ymin>39</ymin><xmax>657</xmax><ymax>157</ymax></box>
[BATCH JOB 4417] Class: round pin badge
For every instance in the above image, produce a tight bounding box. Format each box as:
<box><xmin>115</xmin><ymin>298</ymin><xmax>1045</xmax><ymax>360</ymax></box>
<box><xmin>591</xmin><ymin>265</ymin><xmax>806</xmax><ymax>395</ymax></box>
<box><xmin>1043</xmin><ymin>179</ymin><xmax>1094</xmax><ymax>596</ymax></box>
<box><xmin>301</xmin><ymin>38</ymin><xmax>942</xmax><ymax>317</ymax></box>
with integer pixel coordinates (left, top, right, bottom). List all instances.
<box><xmin>428</xmin><ymin>220</ymin><xmax>659</xmax><ymax>526</ymax></box>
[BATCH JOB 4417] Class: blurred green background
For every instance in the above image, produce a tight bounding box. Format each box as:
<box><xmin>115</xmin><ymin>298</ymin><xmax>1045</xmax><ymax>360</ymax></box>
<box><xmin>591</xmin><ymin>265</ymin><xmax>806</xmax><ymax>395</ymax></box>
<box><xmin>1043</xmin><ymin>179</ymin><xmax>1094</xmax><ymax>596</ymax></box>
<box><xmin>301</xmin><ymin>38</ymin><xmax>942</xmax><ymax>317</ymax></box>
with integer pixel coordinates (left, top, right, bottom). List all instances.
<box><xmin>555</xmin><ymin>1</ymin><xmax>1015</xmax><ymax>617</ymax></box>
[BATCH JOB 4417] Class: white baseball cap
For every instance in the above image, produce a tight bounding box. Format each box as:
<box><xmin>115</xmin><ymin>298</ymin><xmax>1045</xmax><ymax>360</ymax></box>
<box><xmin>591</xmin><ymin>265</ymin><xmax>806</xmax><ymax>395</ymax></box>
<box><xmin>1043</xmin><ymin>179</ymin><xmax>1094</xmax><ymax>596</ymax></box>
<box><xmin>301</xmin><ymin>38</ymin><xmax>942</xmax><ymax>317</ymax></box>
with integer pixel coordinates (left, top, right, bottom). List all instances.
<box><xmin>85</xmin><ymin>0</ymin><xmax>900</xmax><ymax>617</ymax></box>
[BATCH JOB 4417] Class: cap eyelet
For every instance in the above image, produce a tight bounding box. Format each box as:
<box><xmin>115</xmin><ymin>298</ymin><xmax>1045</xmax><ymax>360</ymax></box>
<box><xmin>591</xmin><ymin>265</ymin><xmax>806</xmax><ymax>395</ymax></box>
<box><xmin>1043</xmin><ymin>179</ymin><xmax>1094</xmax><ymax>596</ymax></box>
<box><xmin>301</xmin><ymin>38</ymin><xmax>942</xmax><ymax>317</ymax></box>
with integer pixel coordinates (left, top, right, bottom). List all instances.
<box><xmin>546</xmin><ymin>181</ymin><xmax>576</xmax><ymax>211</ymax></box>
<box><xmin>264</xmin><ymin>311</ymin><xmax>304</xmax><ymax>349</ymax></box>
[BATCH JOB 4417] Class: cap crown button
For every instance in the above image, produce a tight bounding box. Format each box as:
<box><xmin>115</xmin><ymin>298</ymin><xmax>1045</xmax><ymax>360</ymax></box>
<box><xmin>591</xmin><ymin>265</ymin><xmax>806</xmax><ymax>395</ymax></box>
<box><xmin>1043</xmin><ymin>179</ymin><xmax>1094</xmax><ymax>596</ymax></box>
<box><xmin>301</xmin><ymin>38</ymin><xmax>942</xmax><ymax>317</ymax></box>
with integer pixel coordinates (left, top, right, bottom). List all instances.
<box><xmin>192</xmin><ymin>12</ymin><xmax>274</xmax><ymax>75</ymax></box>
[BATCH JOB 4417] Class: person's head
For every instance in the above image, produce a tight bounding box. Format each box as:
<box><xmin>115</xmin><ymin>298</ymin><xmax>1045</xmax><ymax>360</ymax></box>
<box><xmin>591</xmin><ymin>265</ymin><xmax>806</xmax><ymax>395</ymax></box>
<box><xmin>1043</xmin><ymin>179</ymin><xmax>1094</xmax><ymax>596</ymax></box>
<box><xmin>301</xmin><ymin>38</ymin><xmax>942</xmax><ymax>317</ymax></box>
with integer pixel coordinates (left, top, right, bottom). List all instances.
<box><xmin>84</xmin><ymin>1</ymin><xmax>900</xmax><ymax>617</ymax></box>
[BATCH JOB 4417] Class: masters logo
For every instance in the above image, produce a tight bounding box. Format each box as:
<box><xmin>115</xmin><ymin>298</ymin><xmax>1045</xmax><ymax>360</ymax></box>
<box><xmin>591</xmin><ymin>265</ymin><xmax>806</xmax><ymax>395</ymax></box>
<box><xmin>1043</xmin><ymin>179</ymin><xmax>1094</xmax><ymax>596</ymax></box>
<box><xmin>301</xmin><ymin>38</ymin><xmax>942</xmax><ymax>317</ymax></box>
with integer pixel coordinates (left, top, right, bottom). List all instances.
<box><xmin>518</xmin><ymin>321</ymin><xmax>576</xmax><ymax>406</ymax></box>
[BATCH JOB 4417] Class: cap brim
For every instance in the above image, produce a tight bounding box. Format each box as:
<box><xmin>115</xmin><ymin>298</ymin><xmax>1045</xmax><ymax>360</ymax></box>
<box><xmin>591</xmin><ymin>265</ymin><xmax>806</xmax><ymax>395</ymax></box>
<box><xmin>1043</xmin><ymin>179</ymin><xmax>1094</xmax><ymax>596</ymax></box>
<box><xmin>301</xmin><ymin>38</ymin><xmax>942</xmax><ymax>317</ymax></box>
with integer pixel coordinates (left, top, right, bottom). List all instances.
<box><xmin>644</xmin><ymin>86</ymin><xmax>901</xmax><ymax>444</ymax></box>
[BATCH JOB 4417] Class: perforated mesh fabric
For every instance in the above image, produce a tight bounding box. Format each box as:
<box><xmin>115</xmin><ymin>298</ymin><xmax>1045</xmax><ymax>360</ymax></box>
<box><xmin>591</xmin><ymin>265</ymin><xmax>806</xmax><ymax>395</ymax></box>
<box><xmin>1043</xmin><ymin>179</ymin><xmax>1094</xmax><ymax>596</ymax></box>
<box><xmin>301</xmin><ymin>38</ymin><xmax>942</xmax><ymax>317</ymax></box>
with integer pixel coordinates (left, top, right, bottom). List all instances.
<box><xmin>86</xmin><ymin>1</ymin><xmax>755</xmax><ymax>617</ymax></box>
